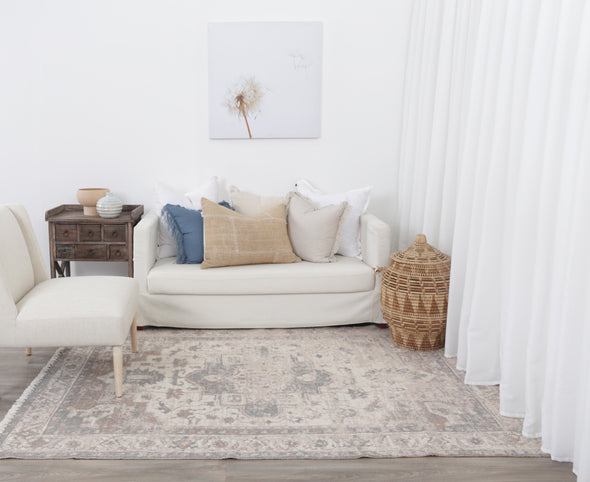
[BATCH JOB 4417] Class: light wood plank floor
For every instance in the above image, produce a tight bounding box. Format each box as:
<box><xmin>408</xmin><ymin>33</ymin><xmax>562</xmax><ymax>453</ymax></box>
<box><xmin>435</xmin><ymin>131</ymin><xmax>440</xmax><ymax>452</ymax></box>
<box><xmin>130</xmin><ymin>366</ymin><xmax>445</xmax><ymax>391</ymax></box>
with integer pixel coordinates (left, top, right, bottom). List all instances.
<box><xmin>0</xmin><ymin>347</ymin><xmax>575</xmax><ymax>482</ymax></box>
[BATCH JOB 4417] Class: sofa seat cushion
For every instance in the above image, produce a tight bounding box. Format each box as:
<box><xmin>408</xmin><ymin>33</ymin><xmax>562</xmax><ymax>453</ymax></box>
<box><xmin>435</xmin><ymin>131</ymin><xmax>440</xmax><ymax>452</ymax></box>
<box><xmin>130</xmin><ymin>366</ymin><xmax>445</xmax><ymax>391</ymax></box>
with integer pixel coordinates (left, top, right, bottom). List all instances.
<box><xmin>147</xmin><ymin>255</ymin><xmax>375</xmax><ymax>295</ymax></box>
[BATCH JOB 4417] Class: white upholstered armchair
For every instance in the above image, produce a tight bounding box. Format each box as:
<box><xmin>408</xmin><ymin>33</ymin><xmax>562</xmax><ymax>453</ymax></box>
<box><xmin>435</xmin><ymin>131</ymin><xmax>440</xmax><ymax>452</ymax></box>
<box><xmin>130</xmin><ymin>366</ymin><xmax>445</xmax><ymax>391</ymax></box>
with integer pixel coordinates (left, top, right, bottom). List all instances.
<box><xmin>0</xmin><ymin>204</ymin><xmax>139</xmax><ymax>397</ymax></box>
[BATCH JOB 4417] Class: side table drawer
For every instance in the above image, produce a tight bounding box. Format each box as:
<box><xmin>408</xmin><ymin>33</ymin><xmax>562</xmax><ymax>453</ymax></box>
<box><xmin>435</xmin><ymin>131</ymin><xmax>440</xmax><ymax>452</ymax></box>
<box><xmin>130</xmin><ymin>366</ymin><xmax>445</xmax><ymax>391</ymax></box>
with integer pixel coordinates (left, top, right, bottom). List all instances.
<box><xmin>104</xmin><ymin>225</ymin><xmax>126</xmax><ymax>242</ymax></box>
<box><xmin>108</xmin><ymin>245</ymin><xmax>128</xmax><ymax>261</ymax></box>
<box><xmin>55</xmin><ymin>225</ymin><xmax>77</xmax><ymax>242</ymax></box>
<box><xmin>55</xmin><ymin>244</ymin><xmax>75</xmax><ymax>259</ymax></box>
<box><xmin>78</xmin><ymin>225</ymin><xmax>102</xmax><ymax>242</ymax></box>
<box><xmin>75</xmin><ymin>244</ymin><xmax>107</xmax><ymax>260</ymax></box>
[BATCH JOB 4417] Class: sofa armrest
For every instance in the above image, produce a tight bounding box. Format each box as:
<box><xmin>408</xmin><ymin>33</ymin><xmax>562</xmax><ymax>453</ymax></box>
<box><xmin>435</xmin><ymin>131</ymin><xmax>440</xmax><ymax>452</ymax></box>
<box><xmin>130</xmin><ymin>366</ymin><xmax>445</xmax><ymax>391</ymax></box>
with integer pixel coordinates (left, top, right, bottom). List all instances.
<box><xmin>133</xmin><ymin>210</ymin><xmax>158</xmax><ymax>292</ymax></box>
<box><xmin>360</xmin><ymin>214</ymin><xmax>391</xmax><ymax>269</ymax></box>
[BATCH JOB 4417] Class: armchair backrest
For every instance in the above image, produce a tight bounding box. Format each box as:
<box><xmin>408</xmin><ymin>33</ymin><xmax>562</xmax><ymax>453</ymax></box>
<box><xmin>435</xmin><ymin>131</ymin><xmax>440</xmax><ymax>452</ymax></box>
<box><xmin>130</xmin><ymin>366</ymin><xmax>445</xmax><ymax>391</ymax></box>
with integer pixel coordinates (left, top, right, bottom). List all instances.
<box><xmin>0</xmin><ymin>205</ymin><xmax>49</xmax><ymax>314</ymax></box>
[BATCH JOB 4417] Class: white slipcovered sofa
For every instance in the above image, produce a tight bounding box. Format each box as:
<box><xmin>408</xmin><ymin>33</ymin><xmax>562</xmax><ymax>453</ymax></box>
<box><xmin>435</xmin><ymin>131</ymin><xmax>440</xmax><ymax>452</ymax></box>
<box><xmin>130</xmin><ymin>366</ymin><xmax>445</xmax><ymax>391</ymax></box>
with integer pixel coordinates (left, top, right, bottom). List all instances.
<box><xmin>133</xmin><ymin>210</ymin><xmax>391</xmax><ymax>328</ymax></box>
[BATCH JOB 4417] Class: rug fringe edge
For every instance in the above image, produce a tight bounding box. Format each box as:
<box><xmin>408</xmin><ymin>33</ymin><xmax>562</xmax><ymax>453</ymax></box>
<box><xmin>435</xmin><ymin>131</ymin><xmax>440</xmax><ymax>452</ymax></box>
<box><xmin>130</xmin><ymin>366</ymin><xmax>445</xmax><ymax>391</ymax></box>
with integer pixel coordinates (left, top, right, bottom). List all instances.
<box><xmin>0</xmin><ymin>348</ymin><xmax>65</xmax><ymax>436</ymax></box>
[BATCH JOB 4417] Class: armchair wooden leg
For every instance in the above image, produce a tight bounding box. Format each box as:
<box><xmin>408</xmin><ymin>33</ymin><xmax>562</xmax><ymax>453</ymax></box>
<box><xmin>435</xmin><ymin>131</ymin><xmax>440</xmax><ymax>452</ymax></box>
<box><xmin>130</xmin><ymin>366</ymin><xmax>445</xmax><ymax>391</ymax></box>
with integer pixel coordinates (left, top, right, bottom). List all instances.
<box><xmin>130</xmin><ymin>317</ymin><xmax>138</xmax><ymax>354</ymax></box>
<box><xmin>113</xmin><ymin>346</ymin><xmax>123</xmax><ymax>397</ymax></box>
<box><xmin>25</xmin><ymin>348</ymin><xmax>32</xmax><ymax>356</ymax></box>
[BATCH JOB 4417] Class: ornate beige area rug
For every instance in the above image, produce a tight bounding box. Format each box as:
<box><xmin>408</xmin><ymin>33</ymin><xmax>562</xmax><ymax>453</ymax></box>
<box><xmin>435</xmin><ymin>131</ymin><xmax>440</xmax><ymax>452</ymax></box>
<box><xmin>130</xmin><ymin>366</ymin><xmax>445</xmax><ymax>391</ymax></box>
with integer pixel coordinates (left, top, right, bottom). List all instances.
<box><xmin>0</xmin><ymin>325</ymin><xmax>543</xmax><ymax>459</ymax></box>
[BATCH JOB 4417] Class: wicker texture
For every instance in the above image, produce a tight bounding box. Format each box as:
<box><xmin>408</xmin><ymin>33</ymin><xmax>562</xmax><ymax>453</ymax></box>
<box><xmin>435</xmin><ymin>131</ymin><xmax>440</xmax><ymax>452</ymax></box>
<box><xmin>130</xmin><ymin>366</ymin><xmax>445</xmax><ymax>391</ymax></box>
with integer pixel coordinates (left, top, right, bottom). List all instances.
<box><xmin>381</xmin><ymin>234</ymin><xmax>451</xmax><ymax>351</ymax></box>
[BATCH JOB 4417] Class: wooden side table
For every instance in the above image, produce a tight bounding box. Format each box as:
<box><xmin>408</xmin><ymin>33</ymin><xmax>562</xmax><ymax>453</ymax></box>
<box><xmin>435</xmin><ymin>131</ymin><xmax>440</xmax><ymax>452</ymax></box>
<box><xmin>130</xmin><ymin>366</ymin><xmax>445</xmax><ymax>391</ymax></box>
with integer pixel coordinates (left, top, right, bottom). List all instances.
<box><xmin>46</xmin><ymin>204</ymin><xmax>144</xmax><ymax>278</ymax></box>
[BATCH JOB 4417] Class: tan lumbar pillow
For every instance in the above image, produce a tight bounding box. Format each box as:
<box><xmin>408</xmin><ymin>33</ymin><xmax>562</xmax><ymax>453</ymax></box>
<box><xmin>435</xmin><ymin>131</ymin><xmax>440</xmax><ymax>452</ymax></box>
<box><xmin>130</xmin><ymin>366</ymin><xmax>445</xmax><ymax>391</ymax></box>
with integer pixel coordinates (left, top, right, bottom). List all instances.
<box><xmin>201</xmin><ymin>197</ymin><xmax>301</xmax><ymax>269</ymax></box>
<box><xmin>286</xmin><ymin>192</ymin><xmax>348</xmax><ymax>263</ymax></box>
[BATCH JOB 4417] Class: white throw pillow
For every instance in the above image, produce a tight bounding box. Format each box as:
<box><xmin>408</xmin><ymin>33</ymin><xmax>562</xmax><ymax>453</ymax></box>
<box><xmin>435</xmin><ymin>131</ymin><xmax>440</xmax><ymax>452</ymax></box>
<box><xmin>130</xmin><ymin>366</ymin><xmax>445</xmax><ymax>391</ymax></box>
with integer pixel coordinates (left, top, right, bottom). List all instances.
<box><xmin>295</xmin><ymin>179</ymin><xmax>372</xmax><ymax>258</ymax></box>
<box><xmin>154</xmin><ymin>177</ymin><xmax>218</xmax><ymax>258</ymax></box>
<box><xmin>286</xmin><ymin>192</ymin><xmax>347</xmax><ymax>263</ymax></box>
<box><xmin>229</xmin><ymin>185</ymin><xmax>285</xmax><ymax>217</ymax></box>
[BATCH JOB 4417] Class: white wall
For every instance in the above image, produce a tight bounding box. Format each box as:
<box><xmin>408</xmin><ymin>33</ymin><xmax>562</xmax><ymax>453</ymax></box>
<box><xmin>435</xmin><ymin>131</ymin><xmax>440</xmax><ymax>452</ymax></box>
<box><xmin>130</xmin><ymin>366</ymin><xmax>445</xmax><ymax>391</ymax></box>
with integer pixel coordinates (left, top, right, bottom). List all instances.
<box><xmin>0</xmin><ymin>0</ymin><xmax>411</xmax><ymax>275</ymax></box>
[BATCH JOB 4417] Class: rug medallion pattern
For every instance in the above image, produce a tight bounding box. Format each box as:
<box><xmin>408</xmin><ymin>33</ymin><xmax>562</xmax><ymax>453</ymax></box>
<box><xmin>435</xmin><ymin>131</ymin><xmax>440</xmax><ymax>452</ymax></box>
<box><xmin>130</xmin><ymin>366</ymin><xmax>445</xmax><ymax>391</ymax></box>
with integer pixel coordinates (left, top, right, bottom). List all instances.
<box><xmin>0</xmin><ymin>326</ymin><xmax>543</xmax><ymax>459</ymax></box>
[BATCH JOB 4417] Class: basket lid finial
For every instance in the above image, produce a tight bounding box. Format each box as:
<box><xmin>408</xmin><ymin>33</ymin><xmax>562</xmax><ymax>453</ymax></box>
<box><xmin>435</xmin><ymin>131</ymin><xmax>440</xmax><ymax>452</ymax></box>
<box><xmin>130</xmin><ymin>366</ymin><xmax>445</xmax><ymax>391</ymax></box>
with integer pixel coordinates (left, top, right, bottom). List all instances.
<box><xmin>389</xmin><ymin>233</ymin><xmax>451</xmax><ymax>266</ymax></box>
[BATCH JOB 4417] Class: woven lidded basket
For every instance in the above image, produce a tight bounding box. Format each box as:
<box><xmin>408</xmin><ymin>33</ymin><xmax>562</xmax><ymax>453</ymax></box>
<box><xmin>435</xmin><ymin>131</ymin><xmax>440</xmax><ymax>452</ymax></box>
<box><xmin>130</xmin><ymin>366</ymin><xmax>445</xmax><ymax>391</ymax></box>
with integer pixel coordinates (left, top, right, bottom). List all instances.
<box><xmin>380</xmin><ymin>234</ymin><xmax>451</xmax><ymax>351</ymax></box>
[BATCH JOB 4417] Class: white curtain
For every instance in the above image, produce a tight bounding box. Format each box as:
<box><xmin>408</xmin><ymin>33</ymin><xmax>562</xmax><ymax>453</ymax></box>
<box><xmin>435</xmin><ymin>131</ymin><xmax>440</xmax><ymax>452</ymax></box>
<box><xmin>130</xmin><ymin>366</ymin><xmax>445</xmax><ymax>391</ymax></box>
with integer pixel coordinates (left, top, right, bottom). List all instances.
<box><xmin>397</xmin><ymin>0</ymin><xmax>590</xmax><ymax>479</ymax></box>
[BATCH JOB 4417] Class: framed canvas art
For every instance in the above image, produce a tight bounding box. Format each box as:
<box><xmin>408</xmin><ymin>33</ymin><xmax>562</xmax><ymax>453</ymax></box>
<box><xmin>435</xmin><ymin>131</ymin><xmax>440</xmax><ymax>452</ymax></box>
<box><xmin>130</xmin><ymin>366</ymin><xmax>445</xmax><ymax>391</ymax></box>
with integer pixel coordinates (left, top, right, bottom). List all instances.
<box><xmin>208</xmin><ymin>22</ymin><xmax>323</xmax><ymax>139</ymax></box>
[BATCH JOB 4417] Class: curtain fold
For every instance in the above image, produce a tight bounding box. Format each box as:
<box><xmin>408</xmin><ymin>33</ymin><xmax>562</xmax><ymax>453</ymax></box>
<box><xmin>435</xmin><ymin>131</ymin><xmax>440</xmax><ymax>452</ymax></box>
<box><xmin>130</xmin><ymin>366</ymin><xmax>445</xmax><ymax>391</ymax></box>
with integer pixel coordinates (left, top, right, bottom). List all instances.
<box><xmin>397</xmin><ymin>1</ymin><xmax>590</xmax><ymax>479</ymax></box>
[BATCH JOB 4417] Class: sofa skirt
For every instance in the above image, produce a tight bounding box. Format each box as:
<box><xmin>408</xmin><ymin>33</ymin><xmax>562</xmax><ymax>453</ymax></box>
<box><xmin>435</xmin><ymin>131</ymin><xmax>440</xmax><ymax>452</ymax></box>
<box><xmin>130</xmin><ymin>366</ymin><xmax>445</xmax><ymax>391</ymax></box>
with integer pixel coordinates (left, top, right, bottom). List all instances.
<box><xmin>138</xmin><ymin>287</ymin><xmax>383</xmax><ymax>329</ymax></box>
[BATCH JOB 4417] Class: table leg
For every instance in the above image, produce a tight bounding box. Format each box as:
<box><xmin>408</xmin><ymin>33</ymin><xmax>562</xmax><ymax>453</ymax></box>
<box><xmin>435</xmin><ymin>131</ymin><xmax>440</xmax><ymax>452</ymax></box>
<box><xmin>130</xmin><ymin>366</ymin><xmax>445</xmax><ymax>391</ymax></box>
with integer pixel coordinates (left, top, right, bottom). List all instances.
<box><xmin>53</xmin><ymin>261</ymin><xmax>71</xmax><ymax>277</ymax></box>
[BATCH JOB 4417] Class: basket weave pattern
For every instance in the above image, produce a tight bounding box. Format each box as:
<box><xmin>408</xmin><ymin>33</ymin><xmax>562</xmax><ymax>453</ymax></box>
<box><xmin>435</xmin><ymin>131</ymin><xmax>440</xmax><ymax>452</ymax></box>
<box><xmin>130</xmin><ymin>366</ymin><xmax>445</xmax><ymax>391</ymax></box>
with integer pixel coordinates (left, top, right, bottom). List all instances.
<box><xmin>380</xmin><ymin>235</ymin><xmax>451</xmax><ymax>351</ymax></box>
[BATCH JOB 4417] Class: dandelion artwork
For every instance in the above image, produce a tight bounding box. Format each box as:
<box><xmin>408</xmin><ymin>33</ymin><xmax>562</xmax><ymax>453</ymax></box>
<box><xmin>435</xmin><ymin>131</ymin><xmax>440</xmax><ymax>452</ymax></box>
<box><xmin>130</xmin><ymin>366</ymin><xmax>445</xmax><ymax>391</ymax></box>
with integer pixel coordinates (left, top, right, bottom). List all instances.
<box><xmin>208</xmin><ymin>22</ymin><xmax>323</xmax><ymax>139</ymax></box>
<box><xmin>224</xmin><ymin>77</ymin><xmax>265</xmax><ymax>139</ymax></box>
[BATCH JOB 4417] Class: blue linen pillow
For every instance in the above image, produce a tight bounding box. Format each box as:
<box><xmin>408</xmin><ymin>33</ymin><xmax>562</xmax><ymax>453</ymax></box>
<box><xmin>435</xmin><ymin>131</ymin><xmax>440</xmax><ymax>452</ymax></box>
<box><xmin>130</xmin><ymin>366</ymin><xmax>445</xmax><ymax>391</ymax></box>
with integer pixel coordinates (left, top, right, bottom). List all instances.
<box><xmin>162</xmin><ymin>201</ymin><xmax>231</xmax><ymax>264</ymax></box>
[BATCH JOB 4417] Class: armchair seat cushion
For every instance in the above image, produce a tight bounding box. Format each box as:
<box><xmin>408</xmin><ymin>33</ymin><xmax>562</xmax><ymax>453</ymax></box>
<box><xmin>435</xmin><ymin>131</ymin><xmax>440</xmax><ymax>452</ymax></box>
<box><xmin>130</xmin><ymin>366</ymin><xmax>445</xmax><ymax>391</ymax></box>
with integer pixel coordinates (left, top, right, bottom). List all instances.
<box><xmin>15</xmin><ymin>276</ymin><xmax>138</xmax><ymax>347</ymax></box>
<box><xmin>147</xmin><ymin>255</ymin><xmax>375</xmax><ymax>295</ymax></box>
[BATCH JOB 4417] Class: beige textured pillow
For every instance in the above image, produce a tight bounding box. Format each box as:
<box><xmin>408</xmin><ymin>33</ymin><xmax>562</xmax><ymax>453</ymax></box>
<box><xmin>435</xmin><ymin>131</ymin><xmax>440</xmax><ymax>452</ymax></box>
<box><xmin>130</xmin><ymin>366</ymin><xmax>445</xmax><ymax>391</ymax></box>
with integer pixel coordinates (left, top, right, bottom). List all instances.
<box><xmin>201</xmin><ymin>197</ymin><xmax>300</xmax><ymax>269</ymax></box>
<box><xmin>229</xmin><ymin>185</ymin><xmax>285</xmax><ymax>217</ymax></box>
<box><xmin>286</xmin><ymin>192</ymin><xmax>348</xmax><ymax>263</ymax></box>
